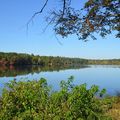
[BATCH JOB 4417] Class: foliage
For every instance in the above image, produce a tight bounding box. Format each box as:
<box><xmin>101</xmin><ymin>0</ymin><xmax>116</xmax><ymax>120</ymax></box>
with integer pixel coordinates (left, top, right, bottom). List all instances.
<box><xmin>32</xmin><ymin>0</ymin><xmax>119</xmax><ymax>40</ymax></box>
<box><xmin>105</xmin><ymin>96</ymin><xmax>120</xmax><ymax>120</ymax></box>
<box><xmin>88</xmin><ymin>59</ymin><xmax>120</xmax><ymax>65</ymax></box>
<box><xmin>83</xmin><ymin>0</ymin><xmax>120</xmax><ymax>39</ymax></box>
<box><xmin>0</xmin><ymin>52</ymin><xmax>120</xmax><ymax>68</ymax></box>
<box><xmin>0</xmin><ymin>77</ymin><xmax>111</xmax><ymax>120</ymax></box>
<box><xmin>0</xmin><ymin>52</ymin><xmax>88</xmax><ymax>66</ymax></box>
<box><xmin>0</xmin><ymin>52</ymin><xmax>32</xmax><ymax>66</ymax></box>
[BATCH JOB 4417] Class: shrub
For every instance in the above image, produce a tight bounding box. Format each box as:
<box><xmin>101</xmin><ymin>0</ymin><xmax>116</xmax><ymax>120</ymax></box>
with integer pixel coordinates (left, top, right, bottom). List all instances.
<box><xmin>0</xmin><ymin>77</ymin><xmax>111</xmax><ymax>120</ymax></box>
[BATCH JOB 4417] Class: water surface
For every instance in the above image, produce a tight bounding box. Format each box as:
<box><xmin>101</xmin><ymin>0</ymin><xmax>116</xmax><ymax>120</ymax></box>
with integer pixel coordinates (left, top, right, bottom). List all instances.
<box><xmin>0</xmin><ymin>65</ymin><xmax>120</xmax><ymax>96</ymax></box>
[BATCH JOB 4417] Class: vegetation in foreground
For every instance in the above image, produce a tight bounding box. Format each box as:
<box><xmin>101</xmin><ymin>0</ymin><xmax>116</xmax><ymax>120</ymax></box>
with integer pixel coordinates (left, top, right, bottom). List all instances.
<box><xmin>1</xmin><ymin>76</ymin><xmax>118</xmax><ymax>120</ymax></box>
<box><xmin>106</xmin><ymin>97</ymin><xmax>120</xmax><ymax>120</ymax></box>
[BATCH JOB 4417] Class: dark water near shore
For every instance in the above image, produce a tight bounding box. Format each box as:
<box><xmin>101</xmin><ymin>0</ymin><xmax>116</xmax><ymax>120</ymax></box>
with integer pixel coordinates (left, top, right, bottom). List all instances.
<box><xmin>0</xmin><ymin>65</ymin><xmax>120</xmax><ymax>96</ymax></box>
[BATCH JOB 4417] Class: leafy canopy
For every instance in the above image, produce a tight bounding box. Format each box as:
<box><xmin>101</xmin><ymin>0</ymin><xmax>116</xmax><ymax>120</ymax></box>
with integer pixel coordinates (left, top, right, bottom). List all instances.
<box><xmin>29</xmin><ymin>0</ymin><xmax>120</xmax><ymax>41</ymax></box>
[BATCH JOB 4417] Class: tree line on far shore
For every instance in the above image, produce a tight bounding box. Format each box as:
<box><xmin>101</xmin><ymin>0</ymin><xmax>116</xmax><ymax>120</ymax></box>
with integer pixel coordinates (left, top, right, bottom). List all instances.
<box><xmin>0</xmin><ymin>52</ymin><xmax>120</xmax><ymax>66</ymax></box>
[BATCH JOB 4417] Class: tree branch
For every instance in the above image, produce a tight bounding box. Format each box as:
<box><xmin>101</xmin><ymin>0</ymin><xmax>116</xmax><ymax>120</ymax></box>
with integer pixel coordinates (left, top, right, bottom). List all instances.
<box><xmin>27</xmin><ymin>0</ymin><xmax>49</xmax><ymax>27</ymax></box>
<box><xmin>62</xmin><ymin>0</ymin><xmax>66</xmax><ymax>17</ymax></box>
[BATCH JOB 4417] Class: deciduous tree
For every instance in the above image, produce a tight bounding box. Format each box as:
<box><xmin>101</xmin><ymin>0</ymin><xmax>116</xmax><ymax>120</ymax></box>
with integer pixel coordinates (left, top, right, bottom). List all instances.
<box><xmin>29</xmin><ymin>0</ymin><xmax>120</xmax><ymax>41</ymax></box>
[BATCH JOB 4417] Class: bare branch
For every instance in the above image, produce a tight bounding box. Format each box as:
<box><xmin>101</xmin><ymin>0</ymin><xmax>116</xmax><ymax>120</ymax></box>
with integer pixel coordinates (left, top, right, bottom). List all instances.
<box><xmin>54</xmin><ymin>34</ymin><xmax>63</xmax><ymax>45</ymax></box>
<box><xmin>27</xmin><ymin>0</ymin><xmax>49</xmax><ymax>27</ymax></box>
<box><xmin>62</xmin><ymin>0</ymin><xmax>66</xmax><ymax>17</ymax></box>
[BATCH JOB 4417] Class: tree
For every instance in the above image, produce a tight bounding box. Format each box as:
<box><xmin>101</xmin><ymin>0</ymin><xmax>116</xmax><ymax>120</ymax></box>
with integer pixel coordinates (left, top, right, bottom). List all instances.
<box><xmin>28</xmin><ymin>0</ymin><xmax>120</xmax><ymax>41</ymax></box>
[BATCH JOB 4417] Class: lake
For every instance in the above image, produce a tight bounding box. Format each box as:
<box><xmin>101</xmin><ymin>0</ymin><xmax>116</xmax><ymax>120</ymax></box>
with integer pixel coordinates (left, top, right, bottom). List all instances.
<box><xmin>0</xmin><ymin>65</ymin><xmax>120</xmax><ymax>96</ymax></box>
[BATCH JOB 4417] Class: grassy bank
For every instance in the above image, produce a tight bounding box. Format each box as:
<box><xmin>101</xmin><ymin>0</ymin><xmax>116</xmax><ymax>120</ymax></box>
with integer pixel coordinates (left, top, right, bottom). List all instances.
<box><xmin>0</xmin><ymin>77</ymin><xmax>119</xmax><ymax>120</ymax></box>
<box><xmin>106</xmin><ymin>97</ymin><xmax>120</xmax><ymax>120</ymax></box>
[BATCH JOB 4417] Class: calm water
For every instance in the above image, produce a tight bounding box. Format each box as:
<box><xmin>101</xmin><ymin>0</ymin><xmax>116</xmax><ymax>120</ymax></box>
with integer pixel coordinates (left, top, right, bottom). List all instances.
<box><xmin>0</xmin><ymin>65</ymin><xmax>120</xmax><ymax>96</ymax></box>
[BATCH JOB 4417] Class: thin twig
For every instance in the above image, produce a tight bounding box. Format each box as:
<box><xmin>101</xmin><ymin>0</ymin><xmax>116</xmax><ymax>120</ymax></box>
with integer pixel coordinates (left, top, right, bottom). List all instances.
<box><xmin>27</xmin><ymin>0</ymin><xmax>49</xmax><ymax>29</ymax></box>
<box><xmin>42</xmin><ymin>16</ymin><xmax>56</xmax><ymax>33</ymax></box>
<box><xmin>62</xmin><ymin>0</ymin><xmax>66</xmax><ymax>17</ymax></box>
<box><xmin>55</xmin><ymin>34</ymin><xmax>63</xmax><ymax>45</ymax></box>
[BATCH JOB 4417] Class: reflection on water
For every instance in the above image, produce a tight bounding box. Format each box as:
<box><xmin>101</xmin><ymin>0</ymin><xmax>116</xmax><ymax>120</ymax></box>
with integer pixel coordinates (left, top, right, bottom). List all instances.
<box><xmin>91</xmin><ymin>65</ymin><xmax>120</xmax><ymax>68</ymax></box>
<box><xmin>0</xmin><ymin>65</ymin><xmax>120</xmax><ymax>96</ymax></box>
<box><xmin>0</xmin><ymin>65</ymin><xmax>89</xmax><ymax>77</ymax></box>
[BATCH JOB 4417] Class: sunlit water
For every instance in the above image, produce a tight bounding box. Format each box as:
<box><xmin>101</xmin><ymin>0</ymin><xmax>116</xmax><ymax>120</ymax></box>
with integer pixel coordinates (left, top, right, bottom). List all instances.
<box><xmin>0</xmin><ymin>65</ymin><xmax>120</xmax><ymax>96</ymax></box>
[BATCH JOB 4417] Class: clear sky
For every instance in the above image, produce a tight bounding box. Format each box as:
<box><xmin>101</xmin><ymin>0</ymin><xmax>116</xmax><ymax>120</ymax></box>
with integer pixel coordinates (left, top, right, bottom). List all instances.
<box><xmin>0</xmin><ymin>0</ymin><xmax>120</xmax><ymax>59</ymax></box>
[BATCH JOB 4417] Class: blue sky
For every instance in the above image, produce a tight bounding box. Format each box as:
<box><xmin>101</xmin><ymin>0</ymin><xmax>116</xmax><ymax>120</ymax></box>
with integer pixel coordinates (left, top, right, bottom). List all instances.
<box><xmin>0</xmin><ymin>0</ymin><xmax>120</xmax><ymax>59</ymax></box>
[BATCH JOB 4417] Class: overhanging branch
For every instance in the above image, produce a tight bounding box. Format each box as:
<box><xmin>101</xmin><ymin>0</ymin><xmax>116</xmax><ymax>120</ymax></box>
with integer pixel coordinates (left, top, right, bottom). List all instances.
<box><xmin>27</xmin><ymin>0</ymin><xmax>49</xmax><ymax>27</ymax></box>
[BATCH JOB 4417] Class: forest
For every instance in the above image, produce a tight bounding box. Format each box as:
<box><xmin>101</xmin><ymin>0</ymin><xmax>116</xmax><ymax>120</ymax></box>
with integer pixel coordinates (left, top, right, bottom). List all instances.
<box><xmin>0</xmin><ymin>52</ymin><xmax>120</xmax><ymax>67</ymax></box>
<box><xmin>0</xmin><ymin>52</ymin><xmax>88</xmax><ymax>66</ymax></box>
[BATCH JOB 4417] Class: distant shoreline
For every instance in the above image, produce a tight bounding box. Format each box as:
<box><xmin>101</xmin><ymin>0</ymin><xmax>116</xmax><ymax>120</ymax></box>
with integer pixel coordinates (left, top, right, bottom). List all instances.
<box><xmin>0</xmin><ymin>52</ymin><xmax>120</xmax><ymax>66</ymax></box>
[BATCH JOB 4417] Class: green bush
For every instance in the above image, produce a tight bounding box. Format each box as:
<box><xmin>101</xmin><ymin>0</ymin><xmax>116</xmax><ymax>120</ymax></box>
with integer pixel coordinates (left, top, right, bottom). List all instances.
<box><xmin>0</xmin><ymin>77</ymin><xmax>111</xmax><ymax>120</ymax></box>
